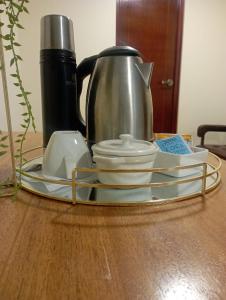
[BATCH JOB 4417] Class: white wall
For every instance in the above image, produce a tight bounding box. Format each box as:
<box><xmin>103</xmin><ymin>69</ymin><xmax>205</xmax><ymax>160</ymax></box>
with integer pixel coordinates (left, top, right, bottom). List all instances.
<box><xmin>0</xmin><ymin>0</ymin><xmax>116</xmax><ymax>131</ymax></box>
<box><xmin>1</xmin><ymin>0</ymin><xmax>226</xmax><ymax>146</ymax></box>
<box><xmin>178</xmin><ymin>0</ymin><xmax>226</xmax><ymax>144</ymax></box>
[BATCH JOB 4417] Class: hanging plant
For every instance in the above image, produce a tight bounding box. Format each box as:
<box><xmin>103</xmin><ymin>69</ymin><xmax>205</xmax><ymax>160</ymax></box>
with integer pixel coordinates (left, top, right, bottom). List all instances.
<box><xmin>0</xmin><ymin>130</ymin><xmax>8</xmax><ymax>156</ymax></box>
<box><xmin>0</xmin><ymin>0</ymin><xmax>36</xmax><ymax>193</ymax></box>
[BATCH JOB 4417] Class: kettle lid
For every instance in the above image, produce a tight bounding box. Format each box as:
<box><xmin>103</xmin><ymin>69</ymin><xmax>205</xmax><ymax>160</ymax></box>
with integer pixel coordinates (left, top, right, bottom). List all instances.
<box><xmin>99</xmin><ymin>46</ymin><xmax>140</xmax><ymax>58</ymax></box>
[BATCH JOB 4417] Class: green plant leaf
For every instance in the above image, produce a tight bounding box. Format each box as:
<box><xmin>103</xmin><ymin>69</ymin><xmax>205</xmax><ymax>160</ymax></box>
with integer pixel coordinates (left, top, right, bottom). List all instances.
<box><xmin>0</xmin><ymin>21</ymin><xmax>4</xmax><ymax>26</ymax></box>
<box><xmin>13</xmin><ymin>42</ymin><xmax>21</xmax><ymax>46</ymax></box>
<box><xmin>13</xmin><ymin>83</ymin><xmax>19</xmax><ymax>86</ymax></box>
<box><xmin>10</xmin><ymin>58</ymin><xmax>15</xmax><ymax>66</ymax></box>
<box><xmin>23</xmin><ymin>6</ymin><xmax>29</xmax><ymax>13</ymax></box>
<box><xmin>22</xmin><ymin>112</ymin><xmax>28</xmax><ymax>116</ymax></box>
<box><xmin>20</xmin><ymin>124</ymin><xmax>27</xmax><ymax>128</ymax></box>
<box><xmin>16</xmin><ymin>23</ymin><xmax>24</xmax><ymax>29</ymax></box>
<box><xmin>3</xmin><ymin>34</ymin><xmax>10</xmax><ymax>40</ymax></box>
<box><xmin>7</xmin><ymin>12</ymin><xmax>17</xmax><ymax>23</ymax></box>
<box><xmin>0</xmin><ymin>135</ymin><xmax>8</xmax><ymax>141</ymax></box>
<box><xmin>15</xmin><ymin>139</ymin><xmax>21</xmax><ymax>143</ymax></box>
<box><xmin>12</xmin><ymin>2</ymin><xmax>23</xmax><ymax>11</ymax></box>
<box><xmin>4</xmin><ymin>45</ymin><xmax>12</xmax><ymax>50</ymax></box>
<box><xmin>16</xmin><ymin>55</ymin><xmax>22</xmax><ymax>61</ymax></box>
<box><xmin>0</xmin><ymin>144</ymin><xmax>8</xmax><ymax>148</ymax></box>
<box><xmin>17</xmin><ymin>134</ymin><xmax>24</xmax><ymax>137</ymax></box>
<box><xmin>17</xmin><ymin>94</ymin><xmax>23</xmax><ymax>97</ymax></box>
<box><xmin>0</xmin><ymin>151</ymin><xmax>7</xmax><ymax>156</ymax></box>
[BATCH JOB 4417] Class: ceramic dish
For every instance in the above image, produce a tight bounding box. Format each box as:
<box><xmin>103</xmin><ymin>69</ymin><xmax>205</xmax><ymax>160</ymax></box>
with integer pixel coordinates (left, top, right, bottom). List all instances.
<box><xmin>153</xmin><ymin>146</ymin><xmax>208</xmax><ymax>177</ymax></box>
<box><xmin>92</xmin><ymin>134</ymin><xmax>158</xmax><ymax>185</ymax></box>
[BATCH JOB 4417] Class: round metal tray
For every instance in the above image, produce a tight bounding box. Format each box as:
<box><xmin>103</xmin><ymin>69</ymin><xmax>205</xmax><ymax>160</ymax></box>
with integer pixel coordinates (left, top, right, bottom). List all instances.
<box><xmin>17</xmin><ymin>147</ymin><xmax>222</xmax><ymax>206</ymax></box>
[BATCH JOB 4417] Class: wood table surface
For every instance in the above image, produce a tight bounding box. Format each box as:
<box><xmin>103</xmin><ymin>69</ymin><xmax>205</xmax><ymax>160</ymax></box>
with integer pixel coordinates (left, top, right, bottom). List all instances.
<box><xmin>0</xmin><ymin>133</ymin><xmax>226</xmax><ymax>300</ymax></box>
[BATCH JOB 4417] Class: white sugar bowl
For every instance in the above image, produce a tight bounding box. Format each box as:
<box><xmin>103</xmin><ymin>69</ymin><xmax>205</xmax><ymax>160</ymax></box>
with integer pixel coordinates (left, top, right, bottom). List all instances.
<box><xmin>92</xmin><ymin>134</ymin><xmax>158</xmax><ymax>185</ymax></box>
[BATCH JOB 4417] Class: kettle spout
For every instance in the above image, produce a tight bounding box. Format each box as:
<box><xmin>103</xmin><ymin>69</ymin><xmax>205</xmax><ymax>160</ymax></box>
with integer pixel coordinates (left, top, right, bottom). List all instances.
<box><xmin>135</xmin><ymin>62</ymin><xmax>154</xmax><ymax>87</ymax></box>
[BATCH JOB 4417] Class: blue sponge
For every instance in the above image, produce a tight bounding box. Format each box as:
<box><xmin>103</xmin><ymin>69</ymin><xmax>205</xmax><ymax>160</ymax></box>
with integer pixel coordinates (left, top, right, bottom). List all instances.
<box><xmin>154</xmin><ymin>134</ymin><xmax>192</xmax><ymax>155</ymax></box>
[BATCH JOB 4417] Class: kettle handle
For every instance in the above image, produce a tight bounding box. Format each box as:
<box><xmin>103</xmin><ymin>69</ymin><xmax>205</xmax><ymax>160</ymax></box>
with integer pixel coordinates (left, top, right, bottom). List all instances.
<box><xmin>76</xmin><ymin>54</ymin><xmax>98</xmax><ymax>136</ymax></box>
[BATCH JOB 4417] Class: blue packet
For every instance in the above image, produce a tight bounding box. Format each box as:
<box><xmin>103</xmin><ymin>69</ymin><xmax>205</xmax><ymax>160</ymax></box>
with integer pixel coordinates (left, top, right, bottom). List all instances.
<box><xmin>154</xmin><ymin>134</ymin><xmax>192</xmax><ymax>155</ymax></box>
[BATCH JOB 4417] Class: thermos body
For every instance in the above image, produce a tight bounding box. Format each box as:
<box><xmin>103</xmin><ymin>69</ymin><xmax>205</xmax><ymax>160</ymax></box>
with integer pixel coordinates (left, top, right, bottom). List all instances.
<box><xmin>40</xmin><ymin>49</ymin><xmax>77</xmax><ymax>147</ymax></box>
<box><xmin>40</xmin><ymin>15</ymin><xmax>79</xmax><ymax>148</ymax></box>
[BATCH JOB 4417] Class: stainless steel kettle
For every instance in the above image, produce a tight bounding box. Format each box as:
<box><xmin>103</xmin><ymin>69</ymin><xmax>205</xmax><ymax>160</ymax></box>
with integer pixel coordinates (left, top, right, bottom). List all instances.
<box><xmin>76</xmin><ymin>46</ymin><xmax>154</xmax><ymax>148</ymax></box>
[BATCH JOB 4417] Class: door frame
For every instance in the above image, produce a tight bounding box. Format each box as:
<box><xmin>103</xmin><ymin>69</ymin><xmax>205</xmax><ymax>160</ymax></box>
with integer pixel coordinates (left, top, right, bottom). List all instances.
<box><xmin>116</xmin><ymin>0</ymin><xmax>185</xmax><ymax>132</ymax></box>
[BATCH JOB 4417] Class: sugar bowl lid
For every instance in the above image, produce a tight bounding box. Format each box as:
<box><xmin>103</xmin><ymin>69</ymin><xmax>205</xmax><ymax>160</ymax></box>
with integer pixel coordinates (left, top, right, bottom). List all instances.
<box><xmin>92</xmin><ymin>134</ymin><xmax>157</xmax><ymax>157</ymax></box>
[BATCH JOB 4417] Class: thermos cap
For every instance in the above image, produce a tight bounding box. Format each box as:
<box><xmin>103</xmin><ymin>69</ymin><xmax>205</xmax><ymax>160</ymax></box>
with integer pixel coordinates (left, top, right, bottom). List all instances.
<box><xmin>40</xmin><ymin>14</ymin><xmax>75</xmax><ymax>52</ymax></box>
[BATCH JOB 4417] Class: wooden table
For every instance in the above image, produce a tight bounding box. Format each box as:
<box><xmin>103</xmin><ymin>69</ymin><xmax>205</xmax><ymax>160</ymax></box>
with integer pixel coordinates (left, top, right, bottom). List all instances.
<box><xmin>1</xmin><ymin>133</ymin><xmax>226</xmax><ymax>300</ymax></box>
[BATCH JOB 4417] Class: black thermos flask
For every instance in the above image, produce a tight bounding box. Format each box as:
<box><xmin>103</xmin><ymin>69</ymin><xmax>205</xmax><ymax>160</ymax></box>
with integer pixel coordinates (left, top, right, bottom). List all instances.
<box><xmin>40</xmin><ymin>15</ymin><xmax>84</xmax><ymax>147</ymax></box>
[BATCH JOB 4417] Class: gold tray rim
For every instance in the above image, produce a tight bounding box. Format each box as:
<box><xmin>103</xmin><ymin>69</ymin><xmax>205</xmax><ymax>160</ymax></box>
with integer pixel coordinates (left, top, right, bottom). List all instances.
<box><xmin>17</xmin><ymin>147</ymin><xmax>222</xmax><ymax>206</ymax></box>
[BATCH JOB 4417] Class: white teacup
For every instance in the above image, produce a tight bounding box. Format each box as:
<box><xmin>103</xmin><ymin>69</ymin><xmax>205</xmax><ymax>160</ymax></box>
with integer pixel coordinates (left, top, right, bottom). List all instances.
<box><xmin>42</xmin><ymin>131</ymin><xmax>92</xmax><ymax>179</ymax></box>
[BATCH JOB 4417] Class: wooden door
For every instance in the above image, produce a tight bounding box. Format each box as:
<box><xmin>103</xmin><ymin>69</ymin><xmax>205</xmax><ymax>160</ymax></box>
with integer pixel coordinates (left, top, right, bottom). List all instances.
<box><xmin>116</xmin><ymin>0</ymin><xmax>184</xmax><ymax>133</ymax></box>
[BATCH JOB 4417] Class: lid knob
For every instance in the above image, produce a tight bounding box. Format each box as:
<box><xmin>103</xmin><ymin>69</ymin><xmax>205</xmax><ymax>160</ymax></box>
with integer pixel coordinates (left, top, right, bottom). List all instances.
<box><xmin>119</xmin><ymin>134</ymin><xmax>133</xmax><ymax>147</ymax></box>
